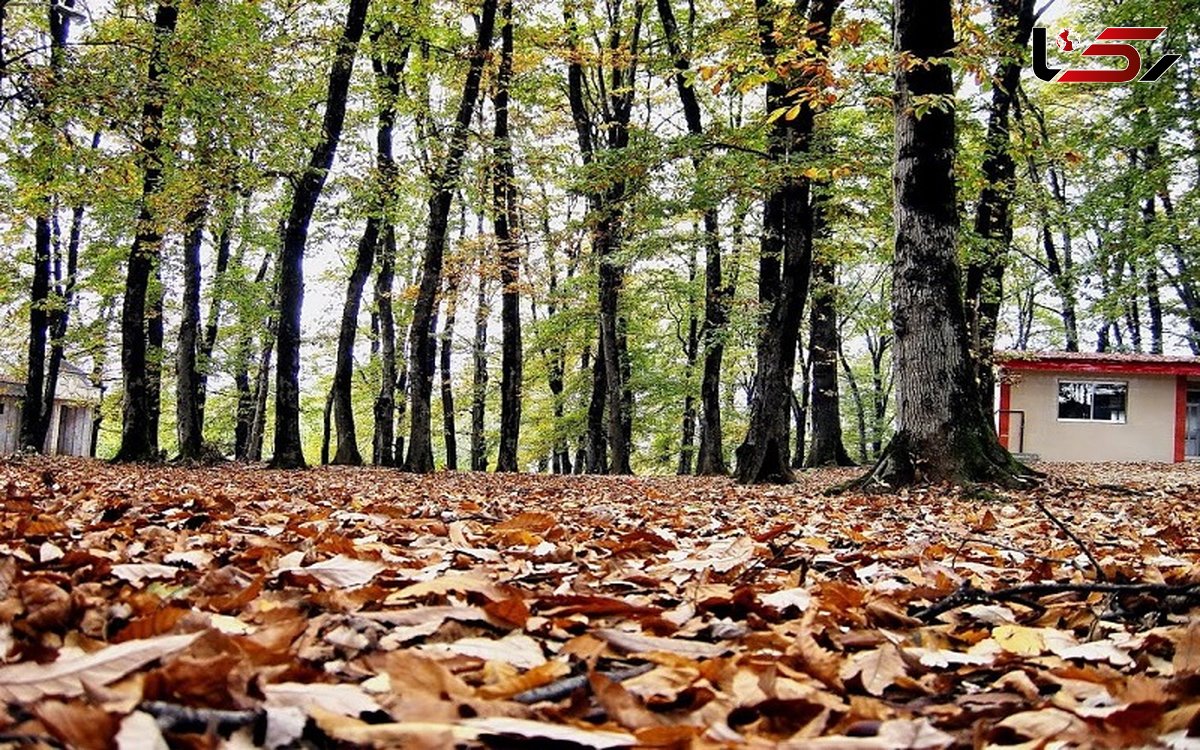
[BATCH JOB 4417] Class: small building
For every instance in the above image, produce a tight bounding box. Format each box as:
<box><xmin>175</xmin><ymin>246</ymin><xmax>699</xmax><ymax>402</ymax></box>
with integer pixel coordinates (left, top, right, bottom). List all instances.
<box><xmin>0</xmin><ymin>362</ymin><xmax>100</xmax><ymax>457</ymax></box>
<box><xmin>995</xmin><ymin>351</ymin><xmax>1200</xmax><ymax>463</ymax></box>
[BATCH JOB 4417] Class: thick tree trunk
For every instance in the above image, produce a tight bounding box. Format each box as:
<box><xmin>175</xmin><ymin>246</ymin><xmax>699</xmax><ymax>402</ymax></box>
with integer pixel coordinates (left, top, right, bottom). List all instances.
<box><xmin>331</xmin><ymin>220</ymin><xmax>377</xmax><ymax>465</ymax></box>
<box><xmin>22</xmin><ymin>217</ymin><xmax>52</xmax><ymax>451</ymax></box>
<box><xmin>585</xmin><ymin>344</ymin><xmax>607</xmax><ymax>473</ymax></box>
<box><xmin>858</xmin><ymin>0</ymin><xmax>1026</xmax><ymax>488</ymax></box>
<box><xmin>115</xmin><ymin>2</ymin><xmax>177</xmax><ymax>462</ymax></box>
<box><xmin>41</xmin><ymin>193</ymin><xmax>88</xmax><ymax>446</ymax></box>
<box><xmin>405</xmin><ymin>0</ymin><xmax>498</xmax><ymax>473</ymax></box>
<box><xmin>963</xmin><ymin>0</ymin><xmax>1034</xmax><ymax>409</ymax></box>
<box><xmin>271</xmin><ymin>0</ymin><xmax>370</xmax><ymax>469</ymax></box>
<box><xmin>147</xmin><ymin>269</ymin><xmax>164</xmax><ymax>453</ymax></box>
<box><xmin>806</xmin><ymin>255</ymin><xmax>854</xmax><ymax>467</ymax></box>
<box><xmin>494</xmin><ymin>0</ymin><xmax>522</xmax><ymax>473</ymax></box>
<box><xmin>440</xmin><ymin>278</ymin><xmax>460</xmax><ymax>470</ymax></box>
<box><xmin>735</xmin><ymin>0</ymin><xmax>837</xmax><ymax>484</ymax></box>
<box><xmin>176</xmin><ymin>198</ymin><xmax>208</xmax><ymax>460</ymax></box>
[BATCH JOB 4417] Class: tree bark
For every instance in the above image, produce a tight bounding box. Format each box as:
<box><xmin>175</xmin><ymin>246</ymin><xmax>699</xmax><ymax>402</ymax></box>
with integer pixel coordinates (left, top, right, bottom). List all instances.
<box><xmin>271</xmin><ymin>0</ymin><xmax>370</xmax><ymax>469</ymax></box>
<box><xmin>806</xmin><ymin>253</ymin><xmax>854</xmax><ymax>467</ymax></box>
<box><xmin>494</xmin><ymin>0</ymin><xmax>522</xmax><ymax>473</ymax></box>
<box><xmin>440</xmin><ymin>274</ymin><xmax>460</xmax><ymax>470</ymax></box>
<box><xmin>370</xmin><ymin>43</ymin><xmax>404</xmax><ymax>466</ymax></box>
<box><xmin>470</xmin><ymin>263</ymin><xmax>489</xmax><ymax>471</ymax></box>
<box><xmin>857</xmin><ymin>0</ymin><xmax>1026</xmax><ymax>488</ymax></box>
<box><xmin>197</xmin><ymin>198</ymin><xmax>234</xmax><ymax>432</ymax></box>
<box><xmin>963</xmin><ymin>0</ymin><xmax>1034</xmax><ymax>409</ymax></box>
<box><xmin>331</xmin><ymin>220</ymin><xmax>377</xmax><ymax>465</ymax></box>
<box><xmin>734</xmin><ymin>0</ymin><xmax>837</xmax><ymax>484</ymax></box>
<box><xmin>176</xmin><ymin>195</ymin><xmax>208</xmax><ymax>460</ymax></box>
<box><xmin>114</xmin><ymin>2</ymin><xmax>177</xmax><ymax>462</ymax></box>
<box><xmin>404</xmin><ymin>0</ymin><xmax>498</xmax><ymax>473</ymax></box>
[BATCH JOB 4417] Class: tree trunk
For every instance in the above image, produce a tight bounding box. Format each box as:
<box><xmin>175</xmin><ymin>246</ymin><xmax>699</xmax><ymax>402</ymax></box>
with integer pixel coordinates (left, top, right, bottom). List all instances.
<box><xmin>371</xmin><ymin>44</ymin><xmax>404</xmax><ymax>466</ymax></box>
<box><xmin>320</xmin><ymin>385</ymin><xmax>334</xmax><ymax>464</ymax></box>
<box><xmin>470</xmin><ymin>264</ymin><xmax>489</xmax><ymax>471</ymax></box>
<box><xmin>235</xmin><ymin>249</ymin><xmax>271</xmax><ymax>461</ymax></box>
<box><xmin>147</xmin><ymin>268</ymin><xmax>164</xmax><ymax>454</ymax></box>
<box><xmin>440</xmin><ymin>276</ymin><xmax>460</xmax><ymax>470</ymax></box>
<box><xmin>22</xmin><ymin>217</ymin><xmax>52</xmax><ymax>452</ymax></box>
<box><xmin>494</xmin><ymin>0</ymin><xmax>522</xmax><ymax>473</ymax></box>
<box><xmin>735</xmin><ymin>0</ymin><xmax>837</xmax><ymax>484</ymax></box>
<box><xmin>176</xmin><ymin>196</ymin><xmax>208</xmax><ymax>460</ymax></box>
<box><xmin>197</xmin><ymin>198</ymin><xmax>234</xmax><ymax>431</ymax></box>
<box><xmin>564</xmin><ymin>0</ymin><xmax>643</xmax><ymax>475</ymax></box>
<box><xmin>838</xmin><ymin>340</ymin><xmax>869</xmax><ymax>462</ymax></box>
<box><xmin>858</xmin><ymin>0</ymin><xmax>1026</xmax><ymax>488</ymax></box>
<box><xmin>331</xmin><ymin>220</ymin><xmax>377</xmax><ymax>465</ymax></box>
<box><xmin>585</xmin><ymin>344</ymin><xmax>607</xmax><ymax>473</ymax></box>
<box><xmin>114</xmin><ymin>2</ymin><xmax>177</xmax><ymax>462</ymax></box>
<box><xmin>963</xmin><ymin>0</ymin><xmax>1035</xmax><ymax>409</ymax></box>
<box><xmin>657</xmin><ymin>0</ymin><xmax>728</xmax><ymax>476</ymax></box>
<box><xmin>271</xmin><ymin>0</ymin><xmax>370</xmax><ymax>469</ymax></box>
<box><xmin>678</xmin><ymin>240</ymin><xmax>699</xmax><ymax>475</ymax></box>
<box><xmin>806</xmin><ymin>255</ymin><xmax>854</xmax><ymax>466</ymax></box>
<box><xmin>405</xmin><ymin>0</ymin><xmax>498</xmax><ymax>473</ymax></box>
<box><xmin>41</xmin><ymin>191</ymin><xmax>89</xmax><ymax>447</ymax></box>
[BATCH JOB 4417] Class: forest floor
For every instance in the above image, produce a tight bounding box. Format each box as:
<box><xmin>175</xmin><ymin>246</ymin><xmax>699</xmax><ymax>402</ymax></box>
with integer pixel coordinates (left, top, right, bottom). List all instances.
<box><xmin>0</xmin><ymin>457</ymin><xmax>1197</xmax><ymax>749</ymax></box>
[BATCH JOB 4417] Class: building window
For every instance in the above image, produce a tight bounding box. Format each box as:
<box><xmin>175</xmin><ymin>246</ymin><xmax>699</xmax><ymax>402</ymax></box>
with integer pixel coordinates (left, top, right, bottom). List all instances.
<box><xmin>1058</xmin><ymin>381</ymin><xmax>1127</xmax><ymax>423</ymax></box>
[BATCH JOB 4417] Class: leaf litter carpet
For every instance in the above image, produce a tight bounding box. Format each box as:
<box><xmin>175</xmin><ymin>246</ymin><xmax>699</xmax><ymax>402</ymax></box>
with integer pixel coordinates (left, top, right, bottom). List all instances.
<box><xmin>0</xmin><ymin>457</ymin><xmax>1197</xmax><ymax>749</ymax></box>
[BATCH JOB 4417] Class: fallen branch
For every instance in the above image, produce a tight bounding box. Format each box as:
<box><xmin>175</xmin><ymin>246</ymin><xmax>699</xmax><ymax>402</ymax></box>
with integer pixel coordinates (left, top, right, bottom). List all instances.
<box><xmin>1033</xmin><ymin>499</ymin><xmax>1107</xmax><ymax>581</ymax></box>
<box><xmin>141</xmin><ymin>701</ymin><xmax>264</xmax><ymax>736</ymax></box>
<box><xmin>916</xmin><ymin>580</ymin><xmax>1200</xmax><ymax>622</ymax></box>
<box><xmin>513</xmin><ymin>663</ymin><xmax>654</xmax><ymax>704</ymax></box>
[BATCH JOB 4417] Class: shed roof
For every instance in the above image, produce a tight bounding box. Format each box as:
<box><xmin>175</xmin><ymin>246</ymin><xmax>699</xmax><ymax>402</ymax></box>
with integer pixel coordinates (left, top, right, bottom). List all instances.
<box><xmin>996</xmin><ymin>350</ymin><xmax>1200</xmax><ymax>376</ymax></box>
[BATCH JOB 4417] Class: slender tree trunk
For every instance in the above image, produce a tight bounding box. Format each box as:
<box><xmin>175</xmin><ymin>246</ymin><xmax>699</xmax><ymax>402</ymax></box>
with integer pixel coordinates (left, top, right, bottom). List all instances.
<box><xmin>657</xmin><ymin>0</ymin><xmax>728</xmax><ymax>475</ymax></box>
<box><xmin>197</xmin><ymin>197</ymin><xmax>234</xmax><ymax>430</ymax></box>
<box><xmin>405</xmin><ymin>0</ymin><xmax>498</xmax><ymax>473</ymax></box>
<box><xmin>494</xmin><ymin>0</ymin><xmax>522</xmax><ymax>472</ymax></box>
<box><xmin>114</xmin><ymin>2</ymin><xmax>177</xmax><ymax>462</ymax></box>
<box><xmin>963</xmin><ymin>0</ymin><xmax>1034</xmax><ymax>408</ymax></box>
<box><xmin>235</xmin><ymin>250</ymin><xmax>271</xmax><ymax>460</ymax></box>
<box><xmin>41</xmin><ymin>189</ymin><xmax>89</xmax><ymax>445</ymax></box>
<box><xmin>331</xmin><ymin>220</ymin><xmax>377</xmax><ymax>464</ymax></box>
<box><xmin>320</xmin><ymin>385</ymin><xmax>334</xmax><ymax>464</ymax></box>
<box><xmin>585</xmin><ymin>344</ymin><xmax>607</xmax><ymax>473</ymax></box>
<box><xmin>147</xmin><ymin>268</ymin><xmax>164</xmax><ymax>454</ymax></box>
<box><xmin>735</xmin><ymin>0</ymin><xmax>837</xmax><ymax>484</ymax></box>
<box><xmin>858</xmin><ymin>0</ymin><xmax>1024</xmax><ymax>487</ymax></box>
<box><xmin>371</xmin><ymin>44</ymin><xmax>404</xmax><ymax>466</ymax></box>
<box><xmin>869</xmin><ymin>334</ymin><xmax>888</xmax><ymax>458</ymax></box>
<box><xmin>678</xmin><ymin>241</ymin><xmax>699</xmax><ymax>475</ymax></box>
<box><xmin>440</xmin><ymin>276</ymin><xmax>460</xmax><ymax>470</ymax></box>
<box><xmin>176</xmin><ymin>196</ymin><xmax>208</xmax><ymax>459</ymax></box>
<box><xmin>838</xmin><ymin>340</ymin><xmax>869</xmax><ymax>463</ymax></box>
<box><xmin>271</xmin><ymin>0</ymin><xmax>370</xmax><ymax>469</ymax></box>
<box><xmin>806</xmin><ymin>254</ymin><xmax>854</xmax><ymax>466</ymax></box>
<box><xmin>22</xmin><ymin>217</ymin><xmax>52</xmax><ymax>451</ymax></box>
<box><xmin>470</xmin><ymin>265</ymin><xmax>489</xmax><ymax>471</ymax></box>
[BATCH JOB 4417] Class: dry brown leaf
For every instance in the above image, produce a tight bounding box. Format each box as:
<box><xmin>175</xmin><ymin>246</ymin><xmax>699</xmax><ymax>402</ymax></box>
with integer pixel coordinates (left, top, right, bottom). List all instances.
<box><xmin>1172</xmin><ymin>620</ymin><xmax>1200</xmax><ymax>675</ymax></box>
<box><xmin>477</xmin><ymin>659</ymin><xmax>570</xmax><ymax>700</ymax></box>
<box><xmin>33</xmin><ymin>699</ymin><xmax>117</xmax><ymax>750</ymax></box>
<box><xmin>594</xmin><ymin>628</ymin><xmax>727</xmax><ymax>659</ymax></box>
<box><xmin>589</xmin><ymin>672</ymin><xmax>665</xmax><ymax>730</ymax></box>
<box><xmin>386</xmin><ymin>573</ymin><xmax>507</xmax><ymax>603</ymax></box>
<box><xmin>464</xmin><ymin>716</ymin><xmax>636</xmax><ymax>748</ymax></box>
<box><xmin>840</xmin><ymin>644</ymin><xmax>906</xmax><ymax>697</ymax></box>
<box><xmin>0</xmin><ymin>632</ymin><xmax>200</xmax><ymax>702</ymax></box>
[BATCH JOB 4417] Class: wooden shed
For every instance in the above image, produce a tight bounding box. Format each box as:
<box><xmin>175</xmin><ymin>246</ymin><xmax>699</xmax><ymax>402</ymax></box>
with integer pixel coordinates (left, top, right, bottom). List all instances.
<box><xmin>0</xmin><ymin>362</ymin><xmax>100</xmax><ymax>456</ymax></box>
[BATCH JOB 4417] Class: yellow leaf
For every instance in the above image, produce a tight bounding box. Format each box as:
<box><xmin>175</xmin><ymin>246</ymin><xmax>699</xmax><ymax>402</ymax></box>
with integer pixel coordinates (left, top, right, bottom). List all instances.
<box><xmin>993</xmin><ymin>625</ymin><xmax>1045</xmax><ymax>656</ymax></box>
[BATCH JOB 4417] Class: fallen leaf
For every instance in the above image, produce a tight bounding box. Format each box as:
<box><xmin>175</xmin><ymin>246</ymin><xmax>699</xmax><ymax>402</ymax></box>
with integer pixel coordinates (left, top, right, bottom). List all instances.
<box><xmin>594</xmin><ymin>628</ymin><xmax>728</xmax><ymax>659</ymax></box>
<box><xmin>279</xmin><ymin>555</ymin><xmax>384</xmax><ymax>588</ymax></box>
<box><xmin>992</xmin><ymin>624</ymin><xmax>1045</xmax><ymax>657</ymax></box>
<box><xmin>0</xmin><ymin>632</ymin><xmax>200</xmax><ymax>702</ymax></box>
<box><xmin>840</xmin><ymin>644</ymin><xmax>906</xmax><ymax>696</ymax></box>
<box><xmin>464</xmin><ymin>716</ymin><xmax>636</xmax><ymax>748</ymax></box>
<box><xmin>263</xmin><ymin>682</ymin><xmax>384</xmax><ymax>716</ymax></box>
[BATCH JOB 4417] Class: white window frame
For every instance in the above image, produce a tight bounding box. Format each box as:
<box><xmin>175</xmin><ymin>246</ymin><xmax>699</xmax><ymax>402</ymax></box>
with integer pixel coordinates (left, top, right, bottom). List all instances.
<box><xmin>1056</xmin><ymin>379</ymin><xmax>1128</xmax><ymax>424</ymax></box>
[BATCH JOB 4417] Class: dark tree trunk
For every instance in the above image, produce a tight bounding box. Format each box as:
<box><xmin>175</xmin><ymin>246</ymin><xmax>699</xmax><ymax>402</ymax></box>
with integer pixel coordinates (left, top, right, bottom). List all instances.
<box><xmin>963</xmin><ymin>0</ymin><xmax>1035</xmax><ymax>409</ymax></box>
<box><xmin>470</xmin><ymin>267</ymin><xmax>489</xmax><ymax>471</ymax></box>
<box><xmin>371</xmin><ymin>45</ymin><xmax>403</xmax><ymax>466</ymax></box>
<box><xmin>176</xmin><ymin>197</ymin><xmax>208</xmax><ymax>460</ymax></box>
<box><xmin>331</xmin><ymin>220</ymin><xmax>378</xmax><ymax>465</ymax></box>
<box><xmin>869</xmin><ymin>333</ymin><xmax>888</xmax><ymax>458</ymax></box>
<box><xmin>41</xmin><ymin>191</ymin><xmax>89</xmax><ymax>447</ymax></box>
<box><xmin>838</xmin><ymin>340</ymin><xmax>869</xmax><ymax>462</ymax></box>
<box><xmin>22</xmin><ymin>217</ymin><xmax>52</xmax><ymax>451</ymax></box>
<box><xmin>564</xmin><ymin>0</ymin><xmax>642</xmax><ymax>475</ymax></box>
<box><xmin>678</xmin><ymin>241</ymin><xmax>699</xmax><ymax>475</ymax></box>
<box><xmin>197</xmin><ymin>198</ymin><xmax>234</xmax><ymax>431</ymax></box>
<box><xmin>657</xmin><ymin>0</ymin><xmax>728</xmax><ymax>475</ymax></box>
<box><xmin>271</xmin><ymin>0</ymin><xmax>370</xmax><ymax>469</ymax></box>
<box><xmin>585</xmin><ymin>344</ymin><xmax>607</xmax><ymax>473</ymax></box>
<box><xmin>735</xmin><ymin>0</ymin><xmax>837</xmax><ymax>484</ymax></box>
<box><xmin>806</xmin><ymin>253</ymin><xmax>854</xmax><ymax>467</ymax></box>
<box><xmin>114</xmin><ymin>2</ymin><xmax>177</xmax><ymax>462</ymax></box>
<box><xmin>858</xmin><ymin>0</ymin><xmax>1026</xmax><ymax>488</ymax></box>
<box><xmin>235</xmin><ymin>250</ymin><xmax>271</xmax><ymax>461</ymax></box>
<box><xmin>405</xmin><ymin>0</ymin><xmax>498</xmax><ymax>473</ymax></box>
<box><xmin>147</xmin><ymin>268</ymin><xmax>164</xmax><ymax>453</ymax></box>
<box><xmin>494</xmin><ymin>0</ymin><xmax>522</xmax><ymax>473</ymax></box>
<box><xmin>440</xmin><ymin>277</ymin><xmax>460</xmax><ymax>470</ymax></box>
<box><xmin>374</xmin><ymin>225</ymin><xmax>398</xmax><ymax>465</ymax></box>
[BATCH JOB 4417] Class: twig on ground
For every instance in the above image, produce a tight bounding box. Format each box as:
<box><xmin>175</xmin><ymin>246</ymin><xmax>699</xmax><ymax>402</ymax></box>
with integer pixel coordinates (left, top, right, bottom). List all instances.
<box><xmin>141</xmin><ymin>701</ymin><xmax>264</xmax><ymax>736</ymax></box>
<box><xmin>916</xmin><ymin>580</ymin><xmax>1200</xmax><ymax>622</ymax></box>
<box><xmin>513</xmin><ymin>663</ymin><xmax>654</xmax><ymax>704</ymax></box>
<box><xmin>1033</xmin><ymin>499</ymin><xmax>1107</xmax><ymax>581</ymax></box>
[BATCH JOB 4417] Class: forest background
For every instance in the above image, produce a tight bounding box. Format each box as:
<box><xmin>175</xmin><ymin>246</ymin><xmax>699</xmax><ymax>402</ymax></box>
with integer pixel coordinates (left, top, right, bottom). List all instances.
<box><xmin>0</xmin><ymin>0</ymin><xmax>1195</xmax><ymax>474</ymax></box>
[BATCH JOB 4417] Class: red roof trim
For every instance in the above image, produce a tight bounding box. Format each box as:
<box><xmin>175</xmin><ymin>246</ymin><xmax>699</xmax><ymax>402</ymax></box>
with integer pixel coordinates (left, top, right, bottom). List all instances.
<box><xmin>999</xmin><ymin>359</ymin><xmax>1200</xmax><ymax>376</ymax></box>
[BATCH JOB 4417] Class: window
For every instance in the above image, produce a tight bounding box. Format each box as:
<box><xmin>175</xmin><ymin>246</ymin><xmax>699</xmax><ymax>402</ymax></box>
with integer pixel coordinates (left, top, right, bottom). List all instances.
<box><xmin>1058</xmin><ymin>381</ymin><xmax>1127</xmax><ymax>423</ymax></box>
